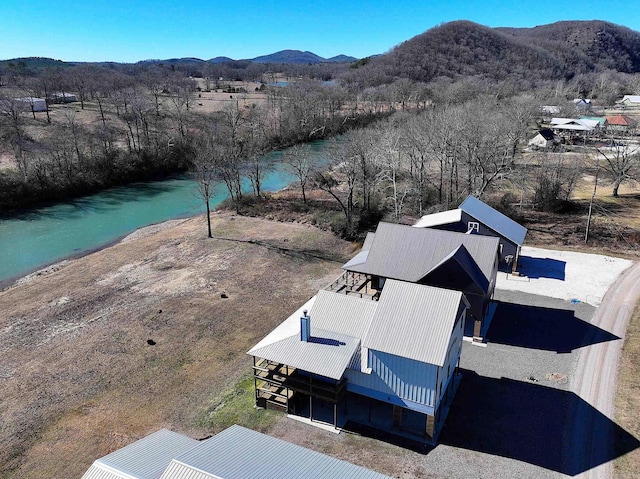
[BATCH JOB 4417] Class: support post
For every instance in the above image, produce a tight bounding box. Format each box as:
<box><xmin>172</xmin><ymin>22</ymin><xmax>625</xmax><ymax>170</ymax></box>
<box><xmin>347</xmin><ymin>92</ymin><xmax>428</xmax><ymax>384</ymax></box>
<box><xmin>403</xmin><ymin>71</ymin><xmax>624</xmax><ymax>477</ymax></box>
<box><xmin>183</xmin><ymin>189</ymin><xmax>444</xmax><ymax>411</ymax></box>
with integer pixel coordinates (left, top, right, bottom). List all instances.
<box><xmin>473</xmin><ymin>319</ymin><xmax>482</xmax><ymax>342</ymax></box>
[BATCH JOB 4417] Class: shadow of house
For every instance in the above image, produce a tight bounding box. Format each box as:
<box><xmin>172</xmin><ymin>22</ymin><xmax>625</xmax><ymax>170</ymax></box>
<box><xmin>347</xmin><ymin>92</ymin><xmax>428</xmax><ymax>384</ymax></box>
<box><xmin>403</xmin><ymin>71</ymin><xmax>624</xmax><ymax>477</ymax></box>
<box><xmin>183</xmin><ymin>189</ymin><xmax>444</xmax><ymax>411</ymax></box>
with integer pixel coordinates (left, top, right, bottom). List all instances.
<box><xmin>485</xmin><ymin>301</ymin><xmax>619</xmax><ymax>353</ymax></box>
<box><xmin>439</xmin><ymin>371</ymin><xmax>639</xmax><ymax>476</ymax></box>
<box><xmin>517</xmin><ymin>256</ymin><xmax>566</xmax><ymax>280</ymax></box>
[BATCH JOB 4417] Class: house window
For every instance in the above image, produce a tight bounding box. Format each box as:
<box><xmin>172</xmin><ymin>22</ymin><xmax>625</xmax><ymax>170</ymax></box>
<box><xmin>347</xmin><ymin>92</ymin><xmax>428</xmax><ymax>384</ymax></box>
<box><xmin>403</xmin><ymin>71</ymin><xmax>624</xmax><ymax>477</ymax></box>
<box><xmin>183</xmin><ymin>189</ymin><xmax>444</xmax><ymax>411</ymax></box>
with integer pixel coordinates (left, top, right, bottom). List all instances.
<box><xmin>467</xmin><ymin>221</ymin><xmax>479</xmax><ymax>233</ymax></box>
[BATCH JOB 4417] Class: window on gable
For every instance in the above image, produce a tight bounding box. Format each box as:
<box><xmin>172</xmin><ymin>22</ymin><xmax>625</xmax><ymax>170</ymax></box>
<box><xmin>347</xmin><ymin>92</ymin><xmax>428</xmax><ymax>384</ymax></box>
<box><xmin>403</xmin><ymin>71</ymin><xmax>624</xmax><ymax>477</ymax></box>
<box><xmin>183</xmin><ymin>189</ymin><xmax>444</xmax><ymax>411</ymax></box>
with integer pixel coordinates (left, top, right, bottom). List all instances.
<box><xmin>467</xmin><ymin>221</ymin><xmax>479</xmax><ymax>233</ymax></box>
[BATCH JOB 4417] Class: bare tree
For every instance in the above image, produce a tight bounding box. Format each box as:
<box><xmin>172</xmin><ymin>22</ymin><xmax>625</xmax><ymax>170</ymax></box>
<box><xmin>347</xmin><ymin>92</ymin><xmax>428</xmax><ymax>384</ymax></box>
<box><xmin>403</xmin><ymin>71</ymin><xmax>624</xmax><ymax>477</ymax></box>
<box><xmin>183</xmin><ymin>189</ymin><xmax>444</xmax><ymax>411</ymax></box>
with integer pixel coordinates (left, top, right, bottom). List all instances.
<box><xmin>281</xmin><ymin>143</ymin><xmax>314</xmax><ymax>203</ymax></box>
<box><xmin>595</xmin><ymin>139</ymin><xmax>640</xmax><ymax>196</ymax></box>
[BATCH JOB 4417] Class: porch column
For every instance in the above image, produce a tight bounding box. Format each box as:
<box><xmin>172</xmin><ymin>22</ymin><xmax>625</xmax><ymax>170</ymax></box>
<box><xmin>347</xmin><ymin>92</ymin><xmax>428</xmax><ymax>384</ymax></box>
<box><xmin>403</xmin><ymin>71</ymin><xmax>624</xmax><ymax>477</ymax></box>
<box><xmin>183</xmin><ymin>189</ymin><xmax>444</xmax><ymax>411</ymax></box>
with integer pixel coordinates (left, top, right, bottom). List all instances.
<box><xmin>473</xmin><ymin>319</ymin><xmax>482</xmax><ymax>342</ymax></box>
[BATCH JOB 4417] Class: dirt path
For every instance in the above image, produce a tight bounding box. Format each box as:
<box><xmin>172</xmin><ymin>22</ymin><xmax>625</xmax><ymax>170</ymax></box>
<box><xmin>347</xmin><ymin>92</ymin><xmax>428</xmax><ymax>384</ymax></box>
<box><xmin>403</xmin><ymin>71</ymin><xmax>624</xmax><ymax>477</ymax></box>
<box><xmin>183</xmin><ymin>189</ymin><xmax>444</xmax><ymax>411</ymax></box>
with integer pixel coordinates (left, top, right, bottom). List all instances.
<box><xmin>569</xmin><ymin>262</ymin><xmax>640</xmax><ymax>478</ymax></box>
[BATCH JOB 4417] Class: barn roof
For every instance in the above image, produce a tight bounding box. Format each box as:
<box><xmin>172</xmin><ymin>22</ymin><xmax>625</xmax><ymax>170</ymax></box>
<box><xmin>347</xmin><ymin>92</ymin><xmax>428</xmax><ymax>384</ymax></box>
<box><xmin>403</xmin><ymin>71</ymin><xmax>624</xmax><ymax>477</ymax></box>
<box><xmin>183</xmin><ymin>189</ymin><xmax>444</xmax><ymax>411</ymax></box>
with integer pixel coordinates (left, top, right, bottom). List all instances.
<box><xmin>160</xmin><ymin>425</ymin><xmax>393</xmax><ymax>479</ymax></box>
<box><xmin>605</xmin><ymin>115</ymin><xmax>636</xmax><ymax>126</ymax></box>
<box><xmin>84</xmin><ymin>426</ymin><xmax>392</xmax><ymax>479</ymax></box>
<box><xmin>343</xmin><ymin>222</ymin><xmax>498</xmax><ymax>287</ymax></box>
<box><xmin>81</xmin><ymin>429</ymin><xmax>199</xmax><ymax>479</ymax></box>
<box><xmin>459</xmin><ymin>195</ymin><xmax>527</xmax><ymax>246</ymax></box>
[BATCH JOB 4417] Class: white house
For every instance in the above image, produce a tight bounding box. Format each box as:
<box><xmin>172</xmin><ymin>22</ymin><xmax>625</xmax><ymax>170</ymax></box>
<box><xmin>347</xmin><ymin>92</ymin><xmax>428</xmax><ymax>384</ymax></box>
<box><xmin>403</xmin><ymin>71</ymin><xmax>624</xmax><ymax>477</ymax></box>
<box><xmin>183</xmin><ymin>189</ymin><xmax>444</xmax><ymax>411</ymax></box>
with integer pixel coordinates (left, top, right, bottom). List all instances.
<box><xmin>248</xmin><ymin>280</ymin><xmax>469</xmax><ymax>443</ymax></box>
<box><xmin>618</xmin><ymin>95</ymin><xmax>640</xmax><ymax>107</ymax></box>
<box><xmin>528</xmin><ymin>128</ymin><xmax>555</xmax><ymax>149</ymax></box>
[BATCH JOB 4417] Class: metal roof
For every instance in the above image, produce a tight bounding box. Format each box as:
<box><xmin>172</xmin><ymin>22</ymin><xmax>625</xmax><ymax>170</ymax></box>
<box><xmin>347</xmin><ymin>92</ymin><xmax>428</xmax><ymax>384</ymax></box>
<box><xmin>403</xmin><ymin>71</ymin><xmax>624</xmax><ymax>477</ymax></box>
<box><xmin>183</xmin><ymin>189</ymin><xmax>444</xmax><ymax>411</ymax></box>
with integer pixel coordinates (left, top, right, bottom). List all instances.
<box><xmin>363</xmin><ymin>280</ymin><xmax>465</xmax><ymax>366</ymax></box>
<box><xmin>247</xmin><ymin>327</ymin><xmax>360</xmax><ymax>380</ymax></box>
<box><xmin>459</xmin><ymin>195</ymin><xmax>528</xmax><ymax>246</ymax></box>
<box><xmin>81</xmin><ymin>429</ymin><xmax>199</xmax><ymax>479</ymax></box>
<box><xmin>550</xmin><ymin>117</ymin><xmax>599</xmax><ymax>131</ymax></box>
<box><xmin>343</xmin><ymin>222</ymin><xmax>499</xmax><ymax>287</ymax></box>
<box><xmin>161</xmin><ymin>425</ymin><xmax>393</xmax><ymax>479</ymax></box>
<box><xmin>248</xmin><ymin>292</ymin><xmax>377</xmax><ymax>379</ymax></box>
<box><xmin>413</xmin><ymin>208</ymin><xmax>462</xmax><ymax>228</ymax></box>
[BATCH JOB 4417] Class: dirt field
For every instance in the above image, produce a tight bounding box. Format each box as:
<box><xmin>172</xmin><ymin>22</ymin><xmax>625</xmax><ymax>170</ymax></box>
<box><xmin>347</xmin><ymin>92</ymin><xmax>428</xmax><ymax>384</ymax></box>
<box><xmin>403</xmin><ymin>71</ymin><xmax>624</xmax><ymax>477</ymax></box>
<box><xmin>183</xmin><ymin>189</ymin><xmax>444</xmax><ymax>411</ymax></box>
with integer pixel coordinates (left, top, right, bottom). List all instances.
<box><xmin>0</xmin><ymin>213</ymin><xmax>355</xmax><ymax>478</ymax></box>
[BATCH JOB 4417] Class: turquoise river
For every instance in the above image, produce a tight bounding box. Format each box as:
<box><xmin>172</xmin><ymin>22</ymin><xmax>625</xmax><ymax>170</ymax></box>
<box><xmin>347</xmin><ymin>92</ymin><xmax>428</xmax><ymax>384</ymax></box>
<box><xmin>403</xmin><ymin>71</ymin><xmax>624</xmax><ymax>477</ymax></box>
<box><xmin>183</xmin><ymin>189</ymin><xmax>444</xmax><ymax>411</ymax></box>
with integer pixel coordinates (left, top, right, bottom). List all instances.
<box><xmin>0</xmin><ymin>141</ymin><xmax>329</xmax><ymax>285</ymax></box>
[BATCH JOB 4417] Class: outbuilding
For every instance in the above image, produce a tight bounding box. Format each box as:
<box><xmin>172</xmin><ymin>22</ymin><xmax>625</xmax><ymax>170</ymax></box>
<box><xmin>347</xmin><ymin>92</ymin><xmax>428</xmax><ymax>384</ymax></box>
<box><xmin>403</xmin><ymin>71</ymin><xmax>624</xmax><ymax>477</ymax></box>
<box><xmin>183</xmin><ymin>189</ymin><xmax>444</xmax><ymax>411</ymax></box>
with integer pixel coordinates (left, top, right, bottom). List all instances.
<box><xmin>14</xmin><ymin>97</ymin><xmax>47</xmax><ymax>112</ymax></box>
<box><xmin>528</xmin><ymin>128</ymin><xmax>555</xmax><ymax>149</ymax></box>
<box><xmin>82</xmin><ymin>425</ymin><xmax>393</xmax><ymax>479</ymax></box>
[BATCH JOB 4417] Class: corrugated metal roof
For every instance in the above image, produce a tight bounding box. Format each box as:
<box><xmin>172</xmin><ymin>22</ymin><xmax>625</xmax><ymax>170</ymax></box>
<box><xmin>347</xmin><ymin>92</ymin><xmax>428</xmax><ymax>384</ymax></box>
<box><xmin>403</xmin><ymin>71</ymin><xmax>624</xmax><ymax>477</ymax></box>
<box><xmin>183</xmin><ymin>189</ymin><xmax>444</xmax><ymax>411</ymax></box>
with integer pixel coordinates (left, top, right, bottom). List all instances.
<box><xmin>413</xmin><ymin>209</ymin><xmax>461</xmax><ymax>228</ymax></box>
<box><xmin>309</xmin><ymin>290</ymin><xmax>378</xmax><ymax>339</ymax></box>
<box><xmin>343</xmin><ymin>222</ymin><xmax>499</xmax><ymax>287</ymax></box>
<box><xmin>81</xmin><ymin>429</ymin><xmax>199</xmax><ymax>479</ymax></box>
<box><xmin>248</xmin><ymin>328</ymin><xmax>360</xmax><ymax>380</ymax></box>
<box><xmin>162</xmin><ymin>425</ymin><xmax>392</xmax><ymax>479</ymax></box>
<box><xmin>363</xmin><ymin>280</ymin><xmax>464</xmax><ymax>366</ymax></box>
<box><xmin>362</xmin><ymin>231</ymin><xmax>376</xmax><ymax>251</ymax></box>
<box><xmin>459</xmin><ymin>195</ymin><xmax>527</xmax><ymax>246</ymax></box>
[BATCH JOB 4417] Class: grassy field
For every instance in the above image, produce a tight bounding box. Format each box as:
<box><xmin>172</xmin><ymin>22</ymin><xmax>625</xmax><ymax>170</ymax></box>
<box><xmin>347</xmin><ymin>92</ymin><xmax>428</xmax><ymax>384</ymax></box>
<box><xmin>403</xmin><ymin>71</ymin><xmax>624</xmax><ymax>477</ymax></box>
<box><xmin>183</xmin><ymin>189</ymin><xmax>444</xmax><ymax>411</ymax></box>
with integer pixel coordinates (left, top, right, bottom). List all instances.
<box><xmin>0</xmin><ymin>213</ymin><xmax>354</xmax><ymax>478</ymax></box>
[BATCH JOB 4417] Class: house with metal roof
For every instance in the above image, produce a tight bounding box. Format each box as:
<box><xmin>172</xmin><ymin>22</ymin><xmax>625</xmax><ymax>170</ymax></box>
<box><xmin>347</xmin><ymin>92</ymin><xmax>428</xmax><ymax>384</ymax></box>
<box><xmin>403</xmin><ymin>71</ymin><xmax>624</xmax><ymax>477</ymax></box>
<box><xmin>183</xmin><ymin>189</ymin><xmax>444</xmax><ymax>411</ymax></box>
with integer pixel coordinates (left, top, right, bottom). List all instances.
<box><xmin>340</xmin><ymin>221</ymin><xmax>498</xmax><ymax>340</ymax></box>
<box><xmin>82</xmin><ymin>425</ymin><xmax>392</xmax><ymax>479</ymax></box>
<box><xmin>248</xmin><ymin>280</ymin><xmax>469</xmax><ymax>443</ymax></box>
<box><xmin>528</xmin><ymin>128</ymin><xmax>555</xmax><ymax>149</ymax></box>
<box><xmin>414</xmin><ymin>195</ymin><xmax>527</xmax><ymax>274</ymax></box>
<box><xmin>618</xmin><ymin>95</ymin><xmax>640</xmax><ymax>107</ymax></box>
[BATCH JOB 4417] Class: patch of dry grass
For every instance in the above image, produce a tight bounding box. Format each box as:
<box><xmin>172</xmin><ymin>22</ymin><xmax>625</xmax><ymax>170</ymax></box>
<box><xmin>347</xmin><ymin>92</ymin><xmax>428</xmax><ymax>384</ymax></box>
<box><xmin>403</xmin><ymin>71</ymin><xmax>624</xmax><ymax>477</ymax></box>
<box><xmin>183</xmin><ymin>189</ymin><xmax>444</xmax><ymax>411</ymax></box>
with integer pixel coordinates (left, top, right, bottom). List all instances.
<box><xmin>614</xmin><ymin>302</ymin><xmax>640</xmax><ymax>477</ymax></box>
<box><xmin>0</xmin><ymin>213</ymin><xmax>353</xmax><ymax>478</ymax></box>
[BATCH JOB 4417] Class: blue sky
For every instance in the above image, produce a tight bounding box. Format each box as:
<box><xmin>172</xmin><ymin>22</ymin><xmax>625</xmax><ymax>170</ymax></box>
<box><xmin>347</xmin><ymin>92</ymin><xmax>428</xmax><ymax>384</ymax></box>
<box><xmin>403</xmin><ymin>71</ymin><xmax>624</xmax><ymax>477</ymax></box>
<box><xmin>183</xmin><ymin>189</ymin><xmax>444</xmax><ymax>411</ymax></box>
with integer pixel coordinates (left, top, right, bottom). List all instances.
<box><xmin>0</xmin><ymin>0</ymin><xmax>636</xmax><ymax>62</ymax></box>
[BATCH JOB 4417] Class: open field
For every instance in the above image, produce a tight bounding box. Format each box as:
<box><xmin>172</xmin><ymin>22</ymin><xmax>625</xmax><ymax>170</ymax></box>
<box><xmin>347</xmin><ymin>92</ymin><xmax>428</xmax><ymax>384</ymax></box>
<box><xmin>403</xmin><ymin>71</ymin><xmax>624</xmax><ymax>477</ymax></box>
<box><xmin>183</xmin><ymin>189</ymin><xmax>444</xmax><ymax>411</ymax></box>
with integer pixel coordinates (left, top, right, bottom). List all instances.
<box><xmin>0</xmin><ymin>213</ymin><xmax>355</xmax><ymax>478</ymax></box>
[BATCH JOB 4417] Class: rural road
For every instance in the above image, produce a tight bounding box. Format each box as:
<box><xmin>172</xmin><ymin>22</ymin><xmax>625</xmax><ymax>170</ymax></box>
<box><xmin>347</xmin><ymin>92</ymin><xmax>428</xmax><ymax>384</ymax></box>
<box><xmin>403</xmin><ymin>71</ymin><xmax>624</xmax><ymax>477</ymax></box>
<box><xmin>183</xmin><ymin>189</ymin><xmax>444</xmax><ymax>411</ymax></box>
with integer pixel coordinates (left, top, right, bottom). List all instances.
<box><xmin>569</xmin><ymin>261</ymin><xmax>640</xmax><ymax>478</ymax></box>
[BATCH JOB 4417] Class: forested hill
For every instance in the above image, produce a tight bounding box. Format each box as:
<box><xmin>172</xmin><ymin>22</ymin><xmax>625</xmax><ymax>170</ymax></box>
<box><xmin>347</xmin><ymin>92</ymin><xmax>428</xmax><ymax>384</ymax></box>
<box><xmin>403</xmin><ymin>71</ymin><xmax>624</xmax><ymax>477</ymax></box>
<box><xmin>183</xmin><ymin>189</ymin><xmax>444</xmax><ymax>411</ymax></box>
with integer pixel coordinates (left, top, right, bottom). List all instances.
<box><xmin>346</xmin><ymin>20</ymin><xmax>640</xmax><ymax>86</ymax></box>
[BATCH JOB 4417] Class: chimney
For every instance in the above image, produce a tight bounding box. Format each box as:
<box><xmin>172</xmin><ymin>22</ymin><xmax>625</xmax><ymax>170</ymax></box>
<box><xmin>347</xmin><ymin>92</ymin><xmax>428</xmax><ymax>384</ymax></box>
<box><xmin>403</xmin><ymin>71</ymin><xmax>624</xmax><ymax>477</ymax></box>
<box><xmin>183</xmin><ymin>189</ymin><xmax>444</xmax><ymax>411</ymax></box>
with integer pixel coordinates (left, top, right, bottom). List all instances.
<box><xmin>300</xmin><ymin>310</ymin><xmax>311</xmax><ymax>342</ymax></box>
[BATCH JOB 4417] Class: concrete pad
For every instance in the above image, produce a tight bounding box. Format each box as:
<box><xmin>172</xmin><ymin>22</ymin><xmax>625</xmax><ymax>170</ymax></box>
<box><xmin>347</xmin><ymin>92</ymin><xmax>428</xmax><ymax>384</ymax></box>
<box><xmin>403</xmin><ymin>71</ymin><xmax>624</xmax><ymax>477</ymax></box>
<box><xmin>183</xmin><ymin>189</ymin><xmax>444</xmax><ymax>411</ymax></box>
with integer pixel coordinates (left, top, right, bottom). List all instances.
<box><xmin>497</xmin><ymin>246</ymin><xmax>632</xmax><ymax>306</ymax></box>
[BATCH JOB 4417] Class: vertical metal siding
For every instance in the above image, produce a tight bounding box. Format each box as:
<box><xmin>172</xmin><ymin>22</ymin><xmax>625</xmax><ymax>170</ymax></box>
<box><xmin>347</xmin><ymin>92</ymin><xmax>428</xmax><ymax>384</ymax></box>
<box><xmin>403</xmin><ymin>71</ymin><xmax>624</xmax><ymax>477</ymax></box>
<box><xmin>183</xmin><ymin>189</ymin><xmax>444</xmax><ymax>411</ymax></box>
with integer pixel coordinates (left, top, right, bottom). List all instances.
<box><xmin>346</xmin><ymin>350</ymin><xmax>438</xmax><ymax>407</ymax></box>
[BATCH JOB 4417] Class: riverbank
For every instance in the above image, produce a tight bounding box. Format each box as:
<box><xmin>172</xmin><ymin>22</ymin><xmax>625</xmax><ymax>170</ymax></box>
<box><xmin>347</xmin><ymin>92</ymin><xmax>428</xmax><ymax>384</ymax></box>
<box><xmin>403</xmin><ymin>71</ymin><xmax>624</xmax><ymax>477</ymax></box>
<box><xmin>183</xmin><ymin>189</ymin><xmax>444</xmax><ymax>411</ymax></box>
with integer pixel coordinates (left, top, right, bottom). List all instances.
<box><xmin>0</xmin><ymin>212</ymin><xmax>356</xmax><ymax>478</ymax></box>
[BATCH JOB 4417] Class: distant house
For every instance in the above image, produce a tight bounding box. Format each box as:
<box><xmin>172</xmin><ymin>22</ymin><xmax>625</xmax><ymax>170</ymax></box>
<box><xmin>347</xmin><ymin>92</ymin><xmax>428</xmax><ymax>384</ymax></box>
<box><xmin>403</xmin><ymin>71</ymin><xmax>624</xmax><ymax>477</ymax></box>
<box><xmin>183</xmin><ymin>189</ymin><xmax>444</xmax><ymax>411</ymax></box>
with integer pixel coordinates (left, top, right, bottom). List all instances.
<box><xmin>580</xmin><ymin>116</ymin><xmax>607</xmax><ymax>128</ymax></box>
<box><xmin>82</xmin><ymin>425</ymin><xmax>392</xmax><ymax>479</ymax></box>
<box><xmin>528</xmin><ymin>128</ymin><xmax>555</xmax><ymax>149</ymax></box>
<box><xmin>573</xmin><ymin>98</ymin><xmax>592</xmax><ymax>112</ymax></box>
<box><xmin>342</xmin><ymin>221</ymin><xmax>498</xmax><ymax>339</ymax></box>
<box><xmin>618</xmin><ymin>95</ymin><xmax>640</xmax><ymax>107</ymax></box>
<box><xmin>249</xmin><ymin>280</ymin><xmax>469</xmax><ymax>443</ymax></box>
<box><xmin>605</xmin><ymin>115</ymin><xmax>637</xmax><ymax>132</ymax></box>
<box><xmin>414</xmin><ymin>195</ymin><xmax>527</xmax><ymax>274</ymax></box>
<box><xmin>550</xmin><ymin>117</ymin><xmax>600</xmax><ymax>133</ymax></box>
<box><xmin>541</xmin><ymin>105</ymin><xmax>560</xmax><ymax>115</ymax></box>
<box><xmin>49</xmin><ymin>92</ymin><xmax>77</xmax><ymax>104</ymax></box>
<box><xmin>13</xmin><ymin>97</ymin><xmax>47</xmax><ymax>112</ymax></box>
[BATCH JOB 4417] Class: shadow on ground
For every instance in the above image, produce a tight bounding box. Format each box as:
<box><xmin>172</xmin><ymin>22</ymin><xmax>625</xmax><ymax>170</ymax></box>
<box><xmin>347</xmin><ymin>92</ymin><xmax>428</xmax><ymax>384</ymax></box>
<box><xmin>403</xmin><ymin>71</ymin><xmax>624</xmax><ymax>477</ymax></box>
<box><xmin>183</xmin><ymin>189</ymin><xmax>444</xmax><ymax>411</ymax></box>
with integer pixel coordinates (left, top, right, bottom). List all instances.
<box><xmin>518</xmin><ymin>256</ymin><xmax>566</xmax><ymax>280</ymax></box>
<box><xmin>485</xmin><ymin>301</ymin><xmax>619</xmax><ymax>352</ymax></box>
<box><xmin>438</xmin><ymin>370</ymin><xmax>639</xmax><ymax>476</ymax></box>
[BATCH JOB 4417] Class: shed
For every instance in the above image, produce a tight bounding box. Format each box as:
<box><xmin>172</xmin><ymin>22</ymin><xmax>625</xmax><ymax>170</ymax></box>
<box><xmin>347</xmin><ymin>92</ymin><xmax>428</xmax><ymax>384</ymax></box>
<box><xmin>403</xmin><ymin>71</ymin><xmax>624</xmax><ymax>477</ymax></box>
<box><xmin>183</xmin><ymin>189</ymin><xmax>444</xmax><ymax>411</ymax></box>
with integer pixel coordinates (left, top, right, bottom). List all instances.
<box><xmin>81</xmin><ymin>429</ymin><xmax>199</xmax><ymax>479</ymax></box>
<box><xmin>50</xmin><ymin>92</ymin><xmax>77</xmax><ymax>103</ymax></box>
<box><xmin>82</xmin><ymin>425</ymin><xmax>393</xmax><ymax>479</ymax></box>
<box><xmin>528</xmin><ymin>128</ymin><xmax>555</xmax><ymax>149</ymax></box>
<box><xmin>14</xmin><ymin>97</ymin><xmax>47</xmax><ymax>112</ymax></box>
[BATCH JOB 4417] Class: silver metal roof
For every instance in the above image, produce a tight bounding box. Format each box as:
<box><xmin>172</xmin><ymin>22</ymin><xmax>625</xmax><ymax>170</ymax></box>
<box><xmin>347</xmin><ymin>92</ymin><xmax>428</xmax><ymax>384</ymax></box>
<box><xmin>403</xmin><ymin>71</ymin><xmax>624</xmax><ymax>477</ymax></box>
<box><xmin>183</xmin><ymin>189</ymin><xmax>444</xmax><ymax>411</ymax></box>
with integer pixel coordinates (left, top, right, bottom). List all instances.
<box><xmin>413</xmin><ymin>208</ymin><xmax>462</xmax><ymax>228</ymax></box>
<box><xmin>459</xmin><ymin>195</ymin><xmax>527</xmax><ymax>246</ymax></box>
<box><xmin>161</xmin><ymin>425</ymin><xmax>393</xmax><ymax>479</ymax></box>
<box><xmin>247</xmin><ymin>327</ymin><xmax>360</xmax><ymax>380</ymax></box>
<box><xmin>81</xmin><ymin>429</ymin><xmax>199</xmax><ymax>479</ymax></box>
<box><xmin>343</xmin><ymin>222</ymin><xmax>499</xmax><ymax>287</ymax></box>
<box><xmin>248</xmin><ymin>292</ymin><xmax>378</xmax><ymax>380</ymax></box>
<box><xmin>363</xmin><ymin>280</ymin><xmax>465</xmax><ymax>366</ymax></box>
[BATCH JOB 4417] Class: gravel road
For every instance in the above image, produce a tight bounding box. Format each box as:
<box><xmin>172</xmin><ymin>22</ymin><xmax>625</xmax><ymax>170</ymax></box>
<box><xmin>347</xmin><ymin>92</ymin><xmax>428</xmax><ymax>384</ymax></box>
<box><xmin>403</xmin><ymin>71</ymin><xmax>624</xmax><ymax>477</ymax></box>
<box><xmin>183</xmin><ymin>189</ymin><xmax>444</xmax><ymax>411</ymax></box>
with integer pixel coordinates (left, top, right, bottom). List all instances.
<box><xmin>569</xmin><ymin>262</ymin><xmax>640</xmax><ymax>478</ymax></box>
